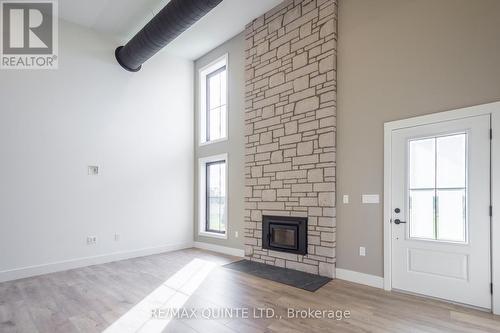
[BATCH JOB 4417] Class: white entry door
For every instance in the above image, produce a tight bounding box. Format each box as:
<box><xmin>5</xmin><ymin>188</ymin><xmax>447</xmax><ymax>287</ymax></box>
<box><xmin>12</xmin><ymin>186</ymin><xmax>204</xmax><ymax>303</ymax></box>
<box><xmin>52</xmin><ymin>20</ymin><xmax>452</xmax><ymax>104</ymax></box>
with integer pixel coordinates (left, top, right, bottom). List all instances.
<box><xmin>391</xmin><ymin>114</ymin><xmax>491</xmax><ymax>309</ymax></box>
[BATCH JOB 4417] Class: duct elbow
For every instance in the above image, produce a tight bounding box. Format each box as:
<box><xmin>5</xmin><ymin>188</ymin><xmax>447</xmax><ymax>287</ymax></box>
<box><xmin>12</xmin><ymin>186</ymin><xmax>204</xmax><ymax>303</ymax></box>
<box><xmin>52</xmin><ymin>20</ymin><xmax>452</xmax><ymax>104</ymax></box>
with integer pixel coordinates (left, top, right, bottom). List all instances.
<box><xmin>115</xmin><ymin>46</ymin><xmax>141</xmax><ymax>72</ymax></box>
<box><xmin>115</xmin><ymin>0</ymin><xmax>223</xmax><ymax>72</ymax></box>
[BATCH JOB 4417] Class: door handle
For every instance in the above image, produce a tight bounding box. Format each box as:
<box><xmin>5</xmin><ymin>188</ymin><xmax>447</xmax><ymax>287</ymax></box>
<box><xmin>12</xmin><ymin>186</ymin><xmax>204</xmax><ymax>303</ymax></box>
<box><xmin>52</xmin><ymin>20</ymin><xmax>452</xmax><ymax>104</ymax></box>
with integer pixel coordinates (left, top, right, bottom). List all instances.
<box><xmin>394</xmin><ymin>219</ymin><xmax>407</xmax><ymax>225</ymax></box>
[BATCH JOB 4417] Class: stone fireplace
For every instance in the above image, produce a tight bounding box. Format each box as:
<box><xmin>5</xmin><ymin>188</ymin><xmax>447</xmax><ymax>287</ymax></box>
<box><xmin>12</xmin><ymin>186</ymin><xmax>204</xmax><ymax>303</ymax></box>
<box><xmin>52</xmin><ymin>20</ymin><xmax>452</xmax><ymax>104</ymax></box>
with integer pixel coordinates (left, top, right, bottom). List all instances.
<box><xmin>244</xmin><ymin>0</ymin><xmax>337</xmax><ymax>277</ymax></box>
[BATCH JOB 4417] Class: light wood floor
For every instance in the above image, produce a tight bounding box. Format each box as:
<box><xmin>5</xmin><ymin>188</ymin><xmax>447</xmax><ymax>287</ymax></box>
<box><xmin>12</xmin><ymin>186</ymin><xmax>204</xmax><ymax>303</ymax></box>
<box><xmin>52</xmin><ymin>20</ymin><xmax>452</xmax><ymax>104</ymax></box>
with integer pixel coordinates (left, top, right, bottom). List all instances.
<box><xmin>1</xmin><ymin>248</ymin><xmax>500</xmax><ymax>333</ymax></box>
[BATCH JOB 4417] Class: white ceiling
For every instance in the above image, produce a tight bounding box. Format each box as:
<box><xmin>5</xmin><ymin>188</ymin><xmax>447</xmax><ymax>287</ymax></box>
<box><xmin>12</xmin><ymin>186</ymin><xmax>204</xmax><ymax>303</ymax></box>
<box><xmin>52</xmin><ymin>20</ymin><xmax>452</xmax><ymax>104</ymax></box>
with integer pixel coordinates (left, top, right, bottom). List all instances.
<box><xmin>60</xmin><ymin>0</ymin><xmax>283</xmax><ymax>60</ymax></box>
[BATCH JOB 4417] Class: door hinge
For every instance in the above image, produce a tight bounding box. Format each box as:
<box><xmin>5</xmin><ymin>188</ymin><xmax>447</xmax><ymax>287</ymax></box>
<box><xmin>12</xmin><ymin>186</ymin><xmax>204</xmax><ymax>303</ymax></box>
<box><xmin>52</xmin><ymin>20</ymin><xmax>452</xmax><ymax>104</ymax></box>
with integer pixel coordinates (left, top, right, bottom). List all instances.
<box><xmin>490</xmin><ymin>206</ymin><xmax>493</xmax><ymax>217</ymax></box>
<box><xmin>491</xmin><ymin>283</ymin><xmax>494</xmax><ymax>294</ymax></box>
<box><xmin>490</xmin><ymin>128</ymin><xmax>493</xmax><ymax>140</ymax></box>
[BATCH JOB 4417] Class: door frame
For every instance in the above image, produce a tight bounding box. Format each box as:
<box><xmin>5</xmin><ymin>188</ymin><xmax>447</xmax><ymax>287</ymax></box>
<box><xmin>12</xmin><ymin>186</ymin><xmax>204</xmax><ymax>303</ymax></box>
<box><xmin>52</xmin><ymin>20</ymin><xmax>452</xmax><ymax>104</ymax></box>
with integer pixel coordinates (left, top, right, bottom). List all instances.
<box><xmin>383</xmin><ymin>102</ymin><xmax>500</xmax><ymax>314</ymax></box>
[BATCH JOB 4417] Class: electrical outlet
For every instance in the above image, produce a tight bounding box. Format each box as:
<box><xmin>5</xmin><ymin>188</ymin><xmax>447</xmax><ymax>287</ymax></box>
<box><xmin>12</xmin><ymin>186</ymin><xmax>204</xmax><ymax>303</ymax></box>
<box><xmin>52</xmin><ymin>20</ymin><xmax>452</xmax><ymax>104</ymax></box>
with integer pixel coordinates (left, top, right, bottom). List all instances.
<box><xmin>88</xmin><ymin>166</ymin><xmax>99</xmax><ymax>175</ymax></box>
<box><xmin>359</xmin><ymin>246</ymin><xmax>366</xmax><ymax>257</ymax></box>
<box><xmin>343</xmin><ymin>195</ymin><xmax>349</xmax><ymax>204</ymax></box>
<box><xmin>86</xmin><ymin>236</ymin><xmax>97</xmax><ymax>245</ymax></box>
<box><xmin>235</xmin><ymin>231</ymin><xmax>239</xmax><ymax>238</ymax></box>
<box><xmin>114</xmin><ymin>234</ymin><xmax>120</xmax><ymax>241</ymax></box>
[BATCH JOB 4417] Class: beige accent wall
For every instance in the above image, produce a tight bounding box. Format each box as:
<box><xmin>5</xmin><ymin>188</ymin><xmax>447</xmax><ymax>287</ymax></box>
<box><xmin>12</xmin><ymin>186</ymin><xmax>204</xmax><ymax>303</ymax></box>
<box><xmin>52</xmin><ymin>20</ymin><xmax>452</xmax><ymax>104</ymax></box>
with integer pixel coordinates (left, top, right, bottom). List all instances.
<box><xmin>337</xmin><ymin>0</ymin><xmax>500</xmax><ymax>277</ymax></box>
<box><xmin>194</xmin><ymin>32</ymin><xmax>246</xmax><ymax>250</ymax></box>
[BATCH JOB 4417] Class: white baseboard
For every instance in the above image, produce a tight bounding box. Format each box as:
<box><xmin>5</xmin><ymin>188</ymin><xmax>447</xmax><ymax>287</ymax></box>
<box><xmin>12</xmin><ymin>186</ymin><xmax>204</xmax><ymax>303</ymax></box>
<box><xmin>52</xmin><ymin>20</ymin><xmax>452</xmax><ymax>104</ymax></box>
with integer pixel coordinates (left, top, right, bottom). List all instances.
<box><xmin>0</xmin><ymin>242</ymin><xmax>193</xmax><ymax>283</ymax></box>
<box><xmin>335</xmin><ymin>268</ymin><xmax>384</xmax><ymax>289</ymax></box>
<box><xmin>194</xmin><ymin>241</ymin><xmax>245</xmax><ymax>257</ymax></box>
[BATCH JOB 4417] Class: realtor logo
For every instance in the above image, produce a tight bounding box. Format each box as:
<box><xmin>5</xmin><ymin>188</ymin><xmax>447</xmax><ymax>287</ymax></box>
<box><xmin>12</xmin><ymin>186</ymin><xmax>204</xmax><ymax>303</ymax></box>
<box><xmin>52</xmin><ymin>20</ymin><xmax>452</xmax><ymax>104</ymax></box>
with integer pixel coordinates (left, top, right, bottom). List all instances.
<box><xmin>1</xmin><ymin>0</ymin><xmax>58</xmax><ymax>69</ymax></box>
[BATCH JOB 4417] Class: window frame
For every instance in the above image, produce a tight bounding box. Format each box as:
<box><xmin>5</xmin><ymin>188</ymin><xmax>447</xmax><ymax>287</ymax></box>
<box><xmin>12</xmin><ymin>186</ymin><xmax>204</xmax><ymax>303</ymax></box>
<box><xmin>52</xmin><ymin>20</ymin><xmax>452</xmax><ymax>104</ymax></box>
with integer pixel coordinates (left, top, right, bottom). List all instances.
<box><xmin>406</xmin><ymin>132</ymin><xmax>469</xmax><ymax>244</ymax></box>
<box><xmin>199</xmin><ymin>54</ymin><xmax>228</xmax><ymax>146</ymax></box>
<box><xmin>198</xmin><ymin>154</ymin><xmax>228</xmax><ymax>239</ymax></box>
<box><xmin>205</xmin><ymin>159</ymin><xmax>226</xmax><ymax>234</ymax></box>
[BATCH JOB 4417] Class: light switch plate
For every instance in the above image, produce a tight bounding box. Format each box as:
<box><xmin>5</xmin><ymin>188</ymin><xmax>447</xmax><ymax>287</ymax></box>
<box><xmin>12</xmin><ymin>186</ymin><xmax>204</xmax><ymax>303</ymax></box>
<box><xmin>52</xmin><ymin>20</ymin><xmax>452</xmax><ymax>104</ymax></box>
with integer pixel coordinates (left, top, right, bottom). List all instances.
<box><xmin>343</xmin><ymin>195</ymin><xmax>349</xmax><ymax>204</ymax></box>
<box><xmin>362</xmin><ymin>194</ymin><xmax>379</xmax><ymax>204</ymax></box>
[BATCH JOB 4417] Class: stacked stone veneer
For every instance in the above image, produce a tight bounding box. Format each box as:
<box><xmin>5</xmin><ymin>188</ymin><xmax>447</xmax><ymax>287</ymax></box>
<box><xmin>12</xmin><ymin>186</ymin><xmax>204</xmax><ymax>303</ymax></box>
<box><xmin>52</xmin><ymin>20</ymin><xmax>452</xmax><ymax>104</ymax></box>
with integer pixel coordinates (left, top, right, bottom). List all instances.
<box><xmin>244</xmin><ymin>0</ymin><xmax>337</xmax><ymax>277</ymax></box>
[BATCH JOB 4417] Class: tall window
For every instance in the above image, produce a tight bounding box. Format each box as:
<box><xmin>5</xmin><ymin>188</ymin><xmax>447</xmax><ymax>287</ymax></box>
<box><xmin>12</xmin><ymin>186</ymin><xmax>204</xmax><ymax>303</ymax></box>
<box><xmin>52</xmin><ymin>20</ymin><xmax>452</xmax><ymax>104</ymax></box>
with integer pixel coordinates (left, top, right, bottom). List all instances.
<box><xmin>206</xmin><ymin>66</ymin><xmax>227</xmax><ymax>142</ymax></box>
<box><xmin>199</xmin><ymin>154</ymin><xmax>227</xmax><ymax>237</ymax></box>
<box><xmin>199</xmin><ymin>55</ymin><xmax>228</xmax><ymax>144</ymax></box>
<box><xmin>206</xmin><ymin>160</ymin><xmax>226</xmax><ymax>233</ymax></box>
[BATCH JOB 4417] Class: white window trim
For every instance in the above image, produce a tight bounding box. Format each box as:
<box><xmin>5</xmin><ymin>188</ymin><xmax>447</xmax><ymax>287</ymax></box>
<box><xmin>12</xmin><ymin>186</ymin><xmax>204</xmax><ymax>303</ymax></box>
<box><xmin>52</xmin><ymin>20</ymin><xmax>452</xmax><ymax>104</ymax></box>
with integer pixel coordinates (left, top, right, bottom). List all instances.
<box><xmin>198</xmin><ymin>153</ymin><xmax>228</xmax><ymax>239</ymax></box>
<box><xmin>199</xmin><ymin>53</ymin><xmax>229</xmax><ymax>146</ymax></box>
<box><xmin>383</xmin><ymin>101</ymin><xmax>500</xmax><ymax>315</ymax></box>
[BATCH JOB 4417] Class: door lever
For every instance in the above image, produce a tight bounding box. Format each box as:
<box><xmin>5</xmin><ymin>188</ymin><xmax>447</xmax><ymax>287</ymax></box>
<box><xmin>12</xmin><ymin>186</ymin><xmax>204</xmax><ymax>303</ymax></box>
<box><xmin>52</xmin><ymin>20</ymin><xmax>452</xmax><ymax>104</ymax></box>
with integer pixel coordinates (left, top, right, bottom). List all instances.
<box><xmin>394</xmin><ymin>219</ymin><xmax>407</xmax><ymax>225</ymax></box>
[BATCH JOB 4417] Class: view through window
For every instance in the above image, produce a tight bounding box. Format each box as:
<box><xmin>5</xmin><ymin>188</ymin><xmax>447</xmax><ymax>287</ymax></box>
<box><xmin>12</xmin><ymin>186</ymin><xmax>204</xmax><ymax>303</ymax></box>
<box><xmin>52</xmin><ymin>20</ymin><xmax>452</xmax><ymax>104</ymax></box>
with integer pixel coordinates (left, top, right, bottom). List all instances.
<box><xmin>206</xmin><ymin>160</ymin><xmax>226</xmax><ymax>233</ymax></box>
<box><xmin>206</xmin><ymin>66</ymin><xmax>227</xmax><ymax>142</ymax></box>
<box><xmin>408</xmin><ymin>133</ymin><xmax>467</xmax><ymax>242</ymax></box>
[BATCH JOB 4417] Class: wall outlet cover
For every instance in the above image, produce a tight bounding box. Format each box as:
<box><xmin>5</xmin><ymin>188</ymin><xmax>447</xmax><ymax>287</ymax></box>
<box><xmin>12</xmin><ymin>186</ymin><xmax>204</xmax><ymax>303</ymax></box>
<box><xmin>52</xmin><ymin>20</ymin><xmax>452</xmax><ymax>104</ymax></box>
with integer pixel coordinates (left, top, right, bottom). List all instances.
<box><xmin>86</xmin><ymin>236</ymin><xmax>97</xmax><ymax>245</ymax></box>
<box><xmin>88</xmin><ymin>166</ymin><xmax>99</xmax><ymax>175</ymax></box>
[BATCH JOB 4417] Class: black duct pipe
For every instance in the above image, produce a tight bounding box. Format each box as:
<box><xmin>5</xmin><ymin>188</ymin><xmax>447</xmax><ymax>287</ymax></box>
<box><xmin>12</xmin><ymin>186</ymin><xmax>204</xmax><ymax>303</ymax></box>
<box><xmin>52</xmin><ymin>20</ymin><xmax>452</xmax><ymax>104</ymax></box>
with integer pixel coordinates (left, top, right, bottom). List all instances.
<box><xmin>115</xmin><ymin>0</ymin><xmax>223</xmax><ymax>72</ymax></box>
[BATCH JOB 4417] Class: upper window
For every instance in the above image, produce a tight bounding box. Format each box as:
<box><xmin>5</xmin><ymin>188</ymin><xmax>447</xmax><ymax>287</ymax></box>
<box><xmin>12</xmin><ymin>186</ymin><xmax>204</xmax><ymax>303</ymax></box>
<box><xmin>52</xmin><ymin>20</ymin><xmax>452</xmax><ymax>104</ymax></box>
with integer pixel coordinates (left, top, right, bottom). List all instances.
<box><xmin>408</xmin><ymin>133</ymin><xmax>468</xmax><ymax>242</ymax></box>
<box><xmin>199</xmin><ymin>55</ymin><xmax>228</xmax><ymax>145</ymax></box>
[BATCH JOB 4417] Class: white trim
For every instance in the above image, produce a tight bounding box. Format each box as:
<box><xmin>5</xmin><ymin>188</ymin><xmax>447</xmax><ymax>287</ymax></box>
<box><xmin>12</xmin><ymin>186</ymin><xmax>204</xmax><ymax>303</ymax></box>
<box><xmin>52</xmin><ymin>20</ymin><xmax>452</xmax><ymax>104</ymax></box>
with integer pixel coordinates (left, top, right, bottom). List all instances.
<box><xmin>198</xmin><ymin>153</ymin><xmax>229</xmax><ymax>239</ymax></box>
<box><xmin>383</xmin><ymin>101</ymin><xmax>500</xmax><ymax>314</ymax></box>
<box><xmin>198</xmin><ymin>231</ymin><xmax>227</xmax><ymax>239</ymax></box>
<box><xmin>492</xmin><ymin>111</ymin><xmax>500</xmax><ymax>315</ymax></box>
<box><xmin>194</xmin><ymin>241</ymin><xmax>244</xmax><ymax>257</ymax></box>
<box><xmin>198</xmin><ymin>53</ymin><xmax>229</xmax><ymax>146</ymax></box>
<box><xmin>335</xmin><ymin>268</ymin><xmax>384</xmax><ymax>289</ymax></box>
<box><xmin>199</xmin><ymin>137</ymin><xmax>228</xmax><ymax>147</ymax></box>
<box><xmin>383</xmin><ymin>121</ymin><xmax>393</xmax><ymax>291</ymax></box>
<box><xmin>0</xmin><ymin>242</ymin><xmax>193</xmax><ymax>283</ymax></box>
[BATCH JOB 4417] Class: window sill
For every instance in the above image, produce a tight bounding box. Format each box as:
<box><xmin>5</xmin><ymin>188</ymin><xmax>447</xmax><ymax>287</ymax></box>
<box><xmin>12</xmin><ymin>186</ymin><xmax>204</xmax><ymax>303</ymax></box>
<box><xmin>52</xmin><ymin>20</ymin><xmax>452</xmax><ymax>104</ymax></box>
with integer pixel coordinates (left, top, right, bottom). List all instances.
<box><xmin>199</xmin><ymin>231</ymin><xmax>228</xmax><ymax>239</ymax></box>
<box><xmin>199</xmin><ymin>137</ymin><xmax>228</xmax><ymax>147</ymax></box>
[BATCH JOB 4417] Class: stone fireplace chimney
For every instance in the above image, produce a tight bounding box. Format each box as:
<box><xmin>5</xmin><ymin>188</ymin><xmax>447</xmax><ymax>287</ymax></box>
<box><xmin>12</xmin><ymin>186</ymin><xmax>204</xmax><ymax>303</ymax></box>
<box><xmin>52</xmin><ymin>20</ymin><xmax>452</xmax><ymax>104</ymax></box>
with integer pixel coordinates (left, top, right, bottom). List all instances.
<box><xmin>244</xmin><ymin>0</ymin><xmax>337</xmax><ymax>277</ymax></box>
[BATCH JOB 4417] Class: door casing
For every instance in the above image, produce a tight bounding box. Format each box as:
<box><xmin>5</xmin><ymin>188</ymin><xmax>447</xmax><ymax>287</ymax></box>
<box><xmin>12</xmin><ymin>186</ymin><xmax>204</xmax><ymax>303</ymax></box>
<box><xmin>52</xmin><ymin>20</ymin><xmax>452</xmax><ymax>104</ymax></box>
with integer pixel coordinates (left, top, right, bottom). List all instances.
<box><xmin>383</xmin><ymin>102</ymin><xmax>500</xmax><ymax>314</ymax></box>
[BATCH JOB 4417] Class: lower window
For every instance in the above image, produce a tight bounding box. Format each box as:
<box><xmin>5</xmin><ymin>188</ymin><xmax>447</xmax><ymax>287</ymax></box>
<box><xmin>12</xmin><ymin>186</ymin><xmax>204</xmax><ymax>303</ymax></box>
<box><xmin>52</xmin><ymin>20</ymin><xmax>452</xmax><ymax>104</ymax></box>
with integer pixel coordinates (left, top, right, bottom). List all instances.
<box><xmin>199</xmin><ymin>155</ymin><xmax>227</xmax><ymax>237</ymax></box>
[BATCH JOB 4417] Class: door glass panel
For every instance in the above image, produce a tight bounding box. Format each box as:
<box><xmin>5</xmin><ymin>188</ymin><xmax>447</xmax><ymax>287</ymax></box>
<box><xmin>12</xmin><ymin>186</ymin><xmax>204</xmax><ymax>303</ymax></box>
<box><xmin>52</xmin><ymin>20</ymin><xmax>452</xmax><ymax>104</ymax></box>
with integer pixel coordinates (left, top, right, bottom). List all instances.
<box><xmin>437</xmin><ymin>189</ymin><xmax>466</xmax><ymax>242</ymax></box>
<box><xmin>408</xmin><ymin>133</ymin><xmax>467</xmax><ymax>242</ymax></box>
<box><xmin>409</xmin><ymin>138</ymin><xmax>435</xmax><ymax>188</ymax></box>
<box><xmin>437</xmin><ymin>134</ymin><xmax>466</xmax><ymax>188</ymax></box>
<box><xmin>409</xmin><ymin>190</ymin><xmax>435</xmax><ymax>239</ymax></box>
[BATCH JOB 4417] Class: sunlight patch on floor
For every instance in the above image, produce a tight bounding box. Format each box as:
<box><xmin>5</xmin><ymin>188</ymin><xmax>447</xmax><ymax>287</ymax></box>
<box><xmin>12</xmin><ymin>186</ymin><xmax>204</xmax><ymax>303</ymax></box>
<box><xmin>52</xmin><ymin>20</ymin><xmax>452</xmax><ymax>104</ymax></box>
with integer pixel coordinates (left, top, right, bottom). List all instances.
<box><xmin>102</xmin><ymin>258</ymin><xmax>217</xmax><ymax>333</ymax></box>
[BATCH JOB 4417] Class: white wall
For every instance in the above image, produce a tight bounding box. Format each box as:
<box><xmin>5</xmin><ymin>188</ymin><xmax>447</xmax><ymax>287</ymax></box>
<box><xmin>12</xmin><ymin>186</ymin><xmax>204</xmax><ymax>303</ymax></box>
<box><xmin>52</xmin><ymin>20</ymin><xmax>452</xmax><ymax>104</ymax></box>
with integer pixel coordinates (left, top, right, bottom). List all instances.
<box><xmin>0</xmin><ymin>20</ymin><xmax>194</xmax><ymax>281</ymax></box>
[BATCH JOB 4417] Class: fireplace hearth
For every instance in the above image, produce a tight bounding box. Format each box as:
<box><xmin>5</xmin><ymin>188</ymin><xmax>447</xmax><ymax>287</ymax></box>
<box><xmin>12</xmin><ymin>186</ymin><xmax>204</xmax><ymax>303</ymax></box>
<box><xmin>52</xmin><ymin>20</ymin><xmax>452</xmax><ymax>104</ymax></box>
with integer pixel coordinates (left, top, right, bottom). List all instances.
<box><xmin>262</xmin><ymin>215</ymin><xmax>307</xmax><ymax>255</ymax></box>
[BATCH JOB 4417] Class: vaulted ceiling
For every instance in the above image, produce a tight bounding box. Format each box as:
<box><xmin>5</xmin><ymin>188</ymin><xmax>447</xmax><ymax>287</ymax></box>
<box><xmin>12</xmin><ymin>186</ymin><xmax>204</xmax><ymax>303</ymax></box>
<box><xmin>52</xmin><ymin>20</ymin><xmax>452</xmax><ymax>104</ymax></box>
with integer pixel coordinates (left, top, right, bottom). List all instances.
<box><xmin>59</xmin><ymin>0</ymin><xmax>283</xmax><ymax>59</ymax></box>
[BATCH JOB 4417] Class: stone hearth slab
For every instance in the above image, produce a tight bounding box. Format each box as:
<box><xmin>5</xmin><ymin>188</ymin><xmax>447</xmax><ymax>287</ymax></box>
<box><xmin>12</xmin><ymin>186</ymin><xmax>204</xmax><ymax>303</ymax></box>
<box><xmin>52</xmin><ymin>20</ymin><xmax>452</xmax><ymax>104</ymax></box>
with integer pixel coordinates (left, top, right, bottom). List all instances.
<box><xmin>224</xmin><ymin>260</ymin><xmax>332</xmax><ymax>292</ymax></box>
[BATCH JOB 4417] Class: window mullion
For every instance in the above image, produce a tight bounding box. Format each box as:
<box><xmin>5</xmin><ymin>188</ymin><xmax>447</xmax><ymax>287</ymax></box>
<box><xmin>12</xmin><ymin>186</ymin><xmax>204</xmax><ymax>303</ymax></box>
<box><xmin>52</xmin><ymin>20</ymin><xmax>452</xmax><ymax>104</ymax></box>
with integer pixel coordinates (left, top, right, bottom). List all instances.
<box><xmin>206</xmin><ymin>162</ymin><xmax>210</xmax><ymax>232</ymax></box>
<box><xmin>434</xmin><ymin>138</ymin><xmax>438</xmax><ymax>240</ymax></box>
<box><xmin>206</xmin><ymin>74</ymin><xmax>211</xmax><ymax>142</ymax></box>
<box><xmin>219</xmin><ymin>163</ymin><xmax>223</xmax><ymax>232</ymax></box>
